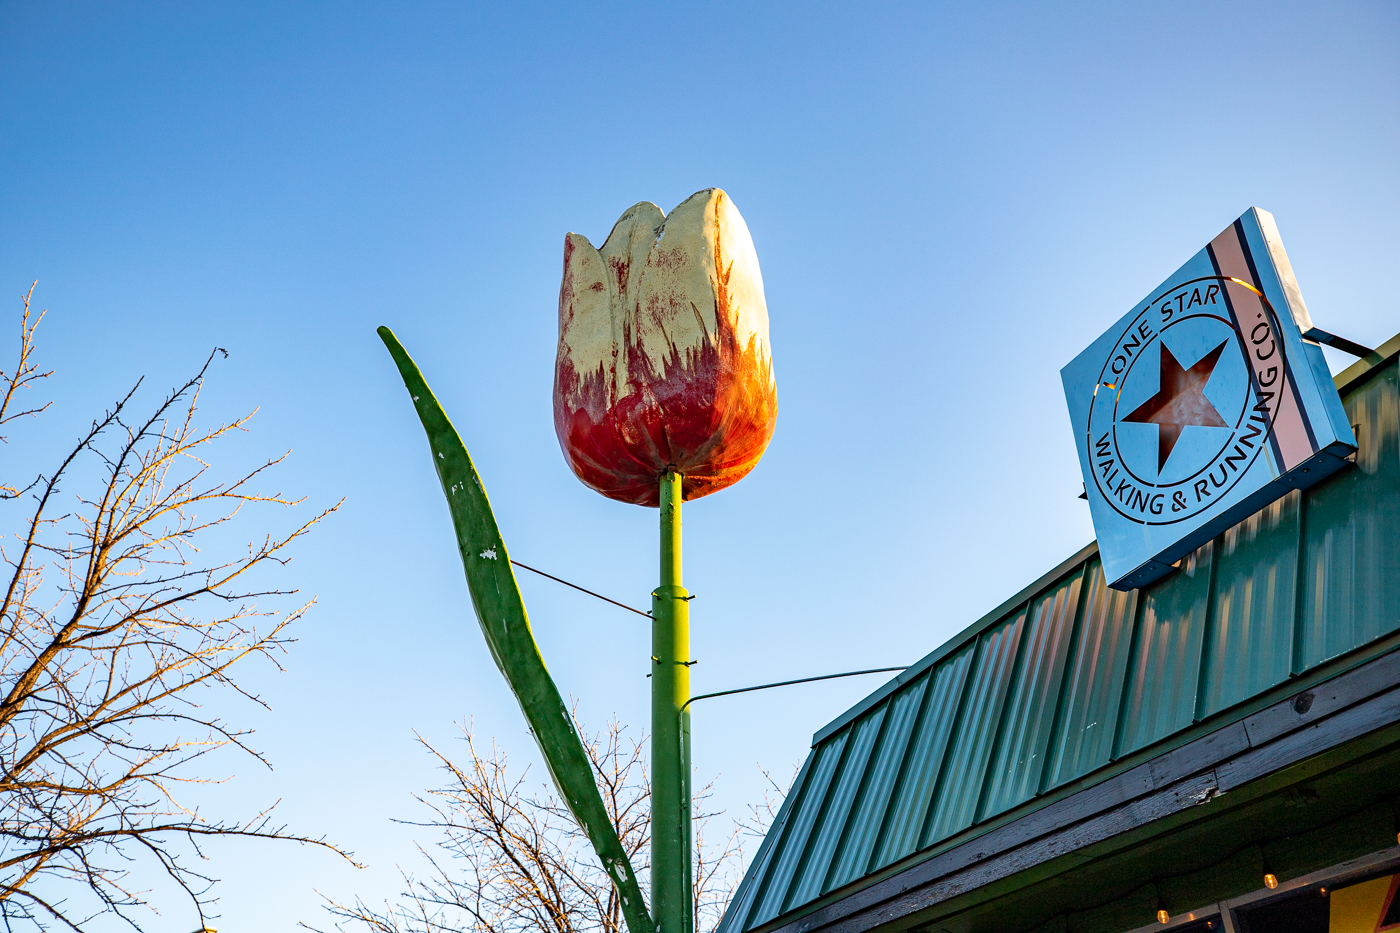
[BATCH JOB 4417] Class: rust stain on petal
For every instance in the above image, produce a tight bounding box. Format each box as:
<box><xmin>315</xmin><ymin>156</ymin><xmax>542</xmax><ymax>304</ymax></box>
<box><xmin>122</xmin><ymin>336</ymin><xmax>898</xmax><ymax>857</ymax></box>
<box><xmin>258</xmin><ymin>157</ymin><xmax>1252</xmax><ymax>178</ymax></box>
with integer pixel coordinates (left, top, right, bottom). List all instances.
<box><xmin>554</xmin><ymin>189</ymin><xmax>777</xmax><ymax>506</ymax></box>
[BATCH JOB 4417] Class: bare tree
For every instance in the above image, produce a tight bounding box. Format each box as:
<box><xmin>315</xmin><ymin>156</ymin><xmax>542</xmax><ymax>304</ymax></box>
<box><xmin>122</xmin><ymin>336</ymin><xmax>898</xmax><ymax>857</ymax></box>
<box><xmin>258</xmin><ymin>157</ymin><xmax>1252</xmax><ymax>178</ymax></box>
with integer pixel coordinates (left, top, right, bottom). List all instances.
<box><xmin>312</xmin><ymin>713</ymin><xmax>769</xmax><ymax>933</ymax></box>
<box><xmin>0</xmin><ymin>284</ymin><xmax>350</xmax><ymax>930</ymax></box>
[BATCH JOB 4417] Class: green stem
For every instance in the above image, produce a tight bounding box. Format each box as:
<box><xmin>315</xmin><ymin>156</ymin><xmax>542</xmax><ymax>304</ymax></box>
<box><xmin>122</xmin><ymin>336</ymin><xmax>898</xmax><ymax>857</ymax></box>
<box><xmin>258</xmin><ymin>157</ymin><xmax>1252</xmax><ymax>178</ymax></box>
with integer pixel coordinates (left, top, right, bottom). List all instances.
<box><xmin>652</xmin><ymin>470</ymin><xmax>692</xmax><ymax>933</ymax></box>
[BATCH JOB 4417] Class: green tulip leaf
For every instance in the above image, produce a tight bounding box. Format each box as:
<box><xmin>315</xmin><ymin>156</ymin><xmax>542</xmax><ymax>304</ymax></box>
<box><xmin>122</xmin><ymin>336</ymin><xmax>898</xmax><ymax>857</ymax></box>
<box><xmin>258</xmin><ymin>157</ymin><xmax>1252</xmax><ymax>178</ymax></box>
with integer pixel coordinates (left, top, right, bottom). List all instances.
<box><xmin>378</xmin><ymin>326</ymin><xmax>653</xmax><ymax>933</ymax></box>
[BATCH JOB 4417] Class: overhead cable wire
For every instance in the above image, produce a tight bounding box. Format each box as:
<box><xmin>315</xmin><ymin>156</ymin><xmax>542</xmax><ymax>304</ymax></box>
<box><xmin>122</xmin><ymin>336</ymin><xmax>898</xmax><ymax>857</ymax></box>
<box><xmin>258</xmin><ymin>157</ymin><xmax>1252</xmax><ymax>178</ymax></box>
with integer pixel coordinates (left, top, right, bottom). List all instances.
<box><xmin>682</xmin><ymin>667</ymin><xmax>910</xmax><ymax>709</ymax></box>
<box><xmin>508</xmin><ymin>562</ymin><xmax>906</xmax><ymax>705</ymax></box>
<box><xmin>509</xmin><ymin>559</ymin><xmax>652</xmax><ymax>618</ymax></box>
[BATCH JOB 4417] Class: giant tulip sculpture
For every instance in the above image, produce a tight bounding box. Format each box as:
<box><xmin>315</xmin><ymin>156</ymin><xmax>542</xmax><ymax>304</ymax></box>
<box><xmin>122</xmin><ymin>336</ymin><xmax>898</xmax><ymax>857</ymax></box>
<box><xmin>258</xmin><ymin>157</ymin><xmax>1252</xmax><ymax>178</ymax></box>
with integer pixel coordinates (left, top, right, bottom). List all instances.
<box><xmin>378</xmin><ymin>187</ymin><xmax>775</xmax><ymax>933</ymax></box>
<box><xmin>555</xmin><ymin>188</ymin><xmax>777</xmax><ymax>933</ymax></box>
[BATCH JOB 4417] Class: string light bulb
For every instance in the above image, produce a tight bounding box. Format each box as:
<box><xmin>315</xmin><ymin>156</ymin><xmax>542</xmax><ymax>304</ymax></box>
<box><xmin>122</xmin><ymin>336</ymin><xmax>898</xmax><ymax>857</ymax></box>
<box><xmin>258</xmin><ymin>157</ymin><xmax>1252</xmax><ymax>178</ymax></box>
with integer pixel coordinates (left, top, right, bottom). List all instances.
<box><xmin>1261</xmin><ymin>851</ymin><xmax>1279</xmax><ymax>891</ymax></box>
<box><xmin>1157</xmin><ymin>908</ymin><xmax>1170</xmax><ymax>924</ymax></box>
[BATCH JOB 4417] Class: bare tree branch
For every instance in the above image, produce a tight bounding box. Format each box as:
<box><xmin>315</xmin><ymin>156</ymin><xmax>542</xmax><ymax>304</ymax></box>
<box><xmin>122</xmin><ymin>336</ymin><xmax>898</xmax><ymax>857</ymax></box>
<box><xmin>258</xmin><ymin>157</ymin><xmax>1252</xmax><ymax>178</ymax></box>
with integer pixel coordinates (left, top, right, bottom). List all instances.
<box><xmin>0</xmin><ymin>283</ymin><xmax>54</xmax><ymax>501</ymax></box>
<box><xmin>0</xmin><ymin>286</ymin><xmax>355</xmax><ymax>931</ymax></box>
<box><xmin>310</xmin><ymin>710</ymin><xmax>779</xmax><ymax>933</ymax></box>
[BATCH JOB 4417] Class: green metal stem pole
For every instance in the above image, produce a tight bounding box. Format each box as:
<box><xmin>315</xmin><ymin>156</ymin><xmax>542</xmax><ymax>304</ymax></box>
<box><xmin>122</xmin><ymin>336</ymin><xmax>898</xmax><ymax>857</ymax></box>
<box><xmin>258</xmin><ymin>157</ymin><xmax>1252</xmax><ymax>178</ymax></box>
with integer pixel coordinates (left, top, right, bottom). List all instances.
<box><xmin>652</xmin><ymin>470</ymin><xmax>692</xmax><ymax>933</ymax></box>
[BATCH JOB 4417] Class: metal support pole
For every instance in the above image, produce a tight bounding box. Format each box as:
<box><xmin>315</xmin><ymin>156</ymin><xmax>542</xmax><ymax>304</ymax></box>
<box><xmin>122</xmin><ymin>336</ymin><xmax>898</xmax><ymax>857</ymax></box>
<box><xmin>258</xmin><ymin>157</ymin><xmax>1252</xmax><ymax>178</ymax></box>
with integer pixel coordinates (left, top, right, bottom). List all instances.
<box><xmin>652</xmin><ymin>470</ymin><xmax>692</xmax><ymax>933</ymax></box>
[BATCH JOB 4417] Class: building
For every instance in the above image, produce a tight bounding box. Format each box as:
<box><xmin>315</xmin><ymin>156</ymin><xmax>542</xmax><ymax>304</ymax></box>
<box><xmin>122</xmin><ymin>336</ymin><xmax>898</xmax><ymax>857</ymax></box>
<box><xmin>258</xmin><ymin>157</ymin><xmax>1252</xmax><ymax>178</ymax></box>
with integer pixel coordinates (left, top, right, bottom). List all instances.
<box><xmin>716</xmin><ymin>334</ymin><xmax>1400</xmax><ymax>933</ymax></box>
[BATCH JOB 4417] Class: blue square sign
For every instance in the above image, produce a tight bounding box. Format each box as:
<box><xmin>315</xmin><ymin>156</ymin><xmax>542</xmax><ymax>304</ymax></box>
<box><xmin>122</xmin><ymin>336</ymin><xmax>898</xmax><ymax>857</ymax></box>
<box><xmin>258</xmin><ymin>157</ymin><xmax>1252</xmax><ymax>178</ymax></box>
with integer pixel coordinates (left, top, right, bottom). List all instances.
<box><xmin>1062</xmin><ymin>209</ymin><xmax>1356</xmax><ymax>590</ymax></box>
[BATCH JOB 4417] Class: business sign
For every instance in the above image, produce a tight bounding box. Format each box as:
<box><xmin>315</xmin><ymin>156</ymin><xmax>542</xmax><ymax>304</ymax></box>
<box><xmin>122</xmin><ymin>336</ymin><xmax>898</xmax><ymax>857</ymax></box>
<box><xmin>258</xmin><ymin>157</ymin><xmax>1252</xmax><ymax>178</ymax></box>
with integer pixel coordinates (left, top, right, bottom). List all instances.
<box><xmin>1062</xmin><ymin>208</ymin><xmax>1356</xmax><ymax>590</ymax></box>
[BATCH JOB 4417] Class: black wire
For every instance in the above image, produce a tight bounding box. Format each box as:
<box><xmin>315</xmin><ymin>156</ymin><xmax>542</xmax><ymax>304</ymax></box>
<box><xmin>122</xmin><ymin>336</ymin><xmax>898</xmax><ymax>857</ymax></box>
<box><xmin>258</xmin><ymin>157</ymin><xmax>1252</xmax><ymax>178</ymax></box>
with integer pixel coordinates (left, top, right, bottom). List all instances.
<box><xmin>509</xmin><ymin>559</ymin><xmax>652</xmax><ymax>618</ymax></box>
<box><xmin>507</xmin><ymin>561</ymin><xmax>906</xmax><ymax>710</ymax></box>
<box><xmin>682</xmin><ymin>667</ymin><xmax>910</xmax><ymax>709</ymax></box>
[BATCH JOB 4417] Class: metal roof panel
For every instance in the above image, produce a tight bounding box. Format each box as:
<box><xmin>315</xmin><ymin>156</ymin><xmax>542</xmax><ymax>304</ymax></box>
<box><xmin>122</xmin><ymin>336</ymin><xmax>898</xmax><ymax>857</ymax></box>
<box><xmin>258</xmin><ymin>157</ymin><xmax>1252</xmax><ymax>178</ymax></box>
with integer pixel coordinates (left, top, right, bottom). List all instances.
<box><xmin>1041</xmin><ymin>558</ymin><xmax>1136</xmax><ymax>790</ymax></box>
<box><xmin>922</xmin><ymin>609</ymin><xmax>1025</xmax><ymax>847</ymax></box>
<box><xmin>1199</xmin><ymin>490</ymin><xmax>1300</xmax><ymax>716</ymax></box>
<box><xmin>1114</xmin><ymin>540</ymin><xmax>1214</xmax><ymax>757</ymax></box>
<box><xmin>820</xmin><ymin>673</ymin><xmax>930</xmax><ymax>893</ymax></box>
<box><xmin>870</xmin><ymin>645</ymin><xmax>974</xmax><ymax>871</ymax></box>
<box><xmin>1299</xmin><ymin>363</ymin><xmax>1400</xmax><ymax>668</ymax></box>
<box><xmin>979</xmin><ymin>570</ymin><xmax>1082</xmax><ymax>820</ymax></box>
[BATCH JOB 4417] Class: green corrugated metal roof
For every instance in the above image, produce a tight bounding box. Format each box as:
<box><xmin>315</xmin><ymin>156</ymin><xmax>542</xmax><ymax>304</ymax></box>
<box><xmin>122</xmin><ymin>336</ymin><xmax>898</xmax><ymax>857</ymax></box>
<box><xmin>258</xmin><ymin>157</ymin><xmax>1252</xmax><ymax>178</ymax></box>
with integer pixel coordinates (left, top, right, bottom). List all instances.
<box><xmin>719</xmin><ymin>334</ymin><xmax>1400</xmax><ymax>933</ymax></box>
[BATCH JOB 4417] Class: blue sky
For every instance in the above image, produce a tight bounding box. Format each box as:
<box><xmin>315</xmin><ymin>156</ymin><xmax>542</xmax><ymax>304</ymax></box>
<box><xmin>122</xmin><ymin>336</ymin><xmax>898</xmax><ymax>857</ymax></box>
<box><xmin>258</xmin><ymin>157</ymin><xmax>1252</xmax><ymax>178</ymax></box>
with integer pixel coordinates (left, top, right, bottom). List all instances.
<box><xmin>2</xmin><ymin>2</ymin><xmax>1397</xmax><ymax>929</ymax></box>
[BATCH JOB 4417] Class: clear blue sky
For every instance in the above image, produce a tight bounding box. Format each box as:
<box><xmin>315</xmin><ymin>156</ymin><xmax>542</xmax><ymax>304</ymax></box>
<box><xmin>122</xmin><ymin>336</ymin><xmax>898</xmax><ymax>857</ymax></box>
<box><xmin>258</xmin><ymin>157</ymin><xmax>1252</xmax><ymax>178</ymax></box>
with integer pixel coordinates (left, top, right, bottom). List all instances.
<box><xmin>2</xmin><ymin>3</ymin><xmax>1397</xmax><ymax>929</ymax></box>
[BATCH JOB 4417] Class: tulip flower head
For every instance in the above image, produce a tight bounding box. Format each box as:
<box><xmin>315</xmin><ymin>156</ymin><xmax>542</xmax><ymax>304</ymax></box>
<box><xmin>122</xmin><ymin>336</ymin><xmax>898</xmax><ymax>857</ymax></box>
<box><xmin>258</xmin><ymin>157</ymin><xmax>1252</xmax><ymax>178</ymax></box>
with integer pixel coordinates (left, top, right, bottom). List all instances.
<box><xmin>554</xmin><ymin>188</ymin><xmax>777</xmax><ymax>506</ymax></box>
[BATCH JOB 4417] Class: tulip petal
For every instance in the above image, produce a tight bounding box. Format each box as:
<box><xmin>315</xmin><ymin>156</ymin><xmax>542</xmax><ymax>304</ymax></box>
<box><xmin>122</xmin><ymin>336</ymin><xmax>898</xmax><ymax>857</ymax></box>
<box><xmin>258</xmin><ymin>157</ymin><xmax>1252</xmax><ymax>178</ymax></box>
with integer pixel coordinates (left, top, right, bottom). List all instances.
<box><xmin>599</xmin><ymin>200</ymin><xmax>667</xmax><ymax>395</ymax></box>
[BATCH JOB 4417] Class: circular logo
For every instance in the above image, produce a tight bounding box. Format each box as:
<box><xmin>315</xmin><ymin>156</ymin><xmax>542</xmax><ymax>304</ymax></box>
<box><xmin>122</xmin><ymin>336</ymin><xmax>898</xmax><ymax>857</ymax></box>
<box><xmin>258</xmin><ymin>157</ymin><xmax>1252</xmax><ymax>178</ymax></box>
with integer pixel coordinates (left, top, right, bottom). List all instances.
<box><xmin>1086</xmin><ymin>276</ymin><xmax>1287</xmax><ymax>525</ymax></box>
